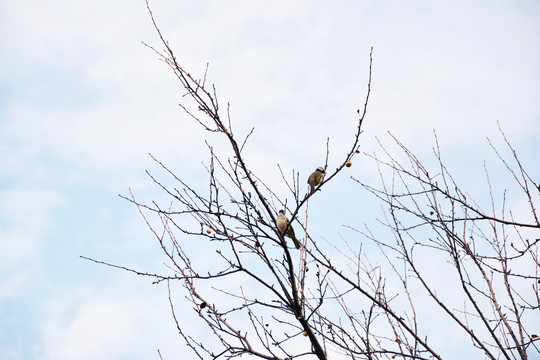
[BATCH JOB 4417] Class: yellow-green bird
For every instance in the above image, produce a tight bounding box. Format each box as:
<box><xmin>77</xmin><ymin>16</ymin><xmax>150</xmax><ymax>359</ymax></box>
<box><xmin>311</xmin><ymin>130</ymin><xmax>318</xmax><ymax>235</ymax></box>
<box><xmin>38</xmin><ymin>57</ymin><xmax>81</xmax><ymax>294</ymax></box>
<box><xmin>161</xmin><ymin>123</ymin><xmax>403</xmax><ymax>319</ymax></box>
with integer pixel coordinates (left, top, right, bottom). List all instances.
<box><xmin>276</xmin><ymin>210</ymin><xmax>301</xmax><ymax>249</ymax></box>
<box><xmin>307</xmin><ymin>167</ymin><xmax>325</xmax><ymax>194</ymax></box>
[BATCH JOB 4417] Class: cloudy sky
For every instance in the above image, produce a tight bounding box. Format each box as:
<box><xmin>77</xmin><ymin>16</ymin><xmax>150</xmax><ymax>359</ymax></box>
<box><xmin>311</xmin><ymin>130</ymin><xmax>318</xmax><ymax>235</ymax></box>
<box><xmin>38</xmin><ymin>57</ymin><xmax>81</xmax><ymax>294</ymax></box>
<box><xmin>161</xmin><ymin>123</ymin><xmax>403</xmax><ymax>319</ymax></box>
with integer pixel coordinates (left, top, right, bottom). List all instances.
<box><xmin>1</xmin><ymin>0</ymin><xmax>539</xmax><ymax>359</ymax></box>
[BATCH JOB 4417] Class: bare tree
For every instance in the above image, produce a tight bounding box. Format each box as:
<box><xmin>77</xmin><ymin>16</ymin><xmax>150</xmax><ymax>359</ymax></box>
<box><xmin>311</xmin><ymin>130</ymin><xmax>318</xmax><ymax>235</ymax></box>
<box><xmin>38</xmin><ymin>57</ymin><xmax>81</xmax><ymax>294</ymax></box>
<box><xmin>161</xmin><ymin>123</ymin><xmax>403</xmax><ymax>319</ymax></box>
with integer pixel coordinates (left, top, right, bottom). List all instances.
<box><xmin>84</xmin><ymin>3</ymin><xmax>540</xmax><ymax>359</ymax></box>
<box><xmin>352</xmin><ymin>128</ymin><xmax>539</xmax><ymax>360</ymax></box>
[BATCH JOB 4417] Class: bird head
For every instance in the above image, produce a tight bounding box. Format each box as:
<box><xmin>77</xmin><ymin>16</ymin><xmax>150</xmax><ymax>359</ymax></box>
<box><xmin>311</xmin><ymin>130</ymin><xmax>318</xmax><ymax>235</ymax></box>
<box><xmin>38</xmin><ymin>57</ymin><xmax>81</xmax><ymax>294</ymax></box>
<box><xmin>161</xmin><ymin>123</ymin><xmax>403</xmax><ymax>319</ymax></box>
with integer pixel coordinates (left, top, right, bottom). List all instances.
<box><xmin>317</xmin><ymin>167</ymin><xmax>325</xmax><ymax>173</ymax></box>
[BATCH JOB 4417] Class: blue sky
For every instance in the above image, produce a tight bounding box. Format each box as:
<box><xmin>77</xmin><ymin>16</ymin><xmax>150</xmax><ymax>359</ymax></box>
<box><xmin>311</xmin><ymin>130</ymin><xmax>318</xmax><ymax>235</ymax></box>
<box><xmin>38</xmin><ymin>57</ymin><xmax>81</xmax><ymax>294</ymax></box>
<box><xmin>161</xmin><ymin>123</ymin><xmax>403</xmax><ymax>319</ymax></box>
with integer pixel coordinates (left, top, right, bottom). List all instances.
<box><xmin>1</xmin><ymin>0</ymin><xmax>539</xmax><ymax>359</ymax></box>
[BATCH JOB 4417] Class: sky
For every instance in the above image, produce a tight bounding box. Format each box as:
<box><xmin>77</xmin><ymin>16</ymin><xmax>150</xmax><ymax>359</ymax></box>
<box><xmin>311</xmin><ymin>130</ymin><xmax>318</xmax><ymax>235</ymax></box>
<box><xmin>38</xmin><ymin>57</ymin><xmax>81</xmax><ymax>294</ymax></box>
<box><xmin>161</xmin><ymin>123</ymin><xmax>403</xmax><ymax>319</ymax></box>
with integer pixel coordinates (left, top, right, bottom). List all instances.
<box><xmin>1</xmin><ymin>0</ymin><xmax>539</xmax><ymax>359</ymax></box>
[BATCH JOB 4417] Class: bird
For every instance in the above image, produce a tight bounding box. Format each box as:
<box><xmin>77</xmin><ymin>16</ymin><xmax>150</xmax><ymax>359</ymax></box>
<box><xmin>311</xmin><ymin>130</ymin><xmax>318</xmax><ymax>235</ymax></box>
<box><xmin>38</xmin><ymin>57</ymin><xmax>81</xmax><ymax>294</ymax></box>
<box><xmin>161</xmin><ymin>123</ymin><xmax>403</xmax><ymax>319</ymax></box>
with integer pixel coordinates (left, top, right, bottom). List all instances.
<box><xmin>276</xmin><ymin>210</ymin><xmax>301</xmax><ymax>249</ymax></box>
<box><xmin>307</xmin><ymin>167</ymin><xmax>325</xmax><ymax>194</ymax></box>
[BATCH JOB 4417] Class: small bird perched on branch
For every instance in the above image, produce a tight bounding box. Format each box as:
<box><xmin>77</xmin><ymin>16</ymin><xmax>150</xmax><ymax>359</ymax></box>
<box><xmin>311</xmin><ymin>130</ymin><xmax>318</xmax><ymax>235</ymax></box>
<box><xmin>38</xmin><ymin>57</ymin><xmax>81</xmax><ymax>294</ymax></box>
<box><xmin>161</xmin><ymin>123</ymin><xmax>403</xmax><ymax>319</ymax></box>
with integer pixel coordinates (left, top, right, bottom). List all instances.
<box><xmin>276</xmin><ymin>210</ymin><xmax>301</xmax><ymax>249</ymax></box>
<box><xmin>307</xmin><ymin>167</ymin><xmax>325</xmax><ymax>194</ymax></box>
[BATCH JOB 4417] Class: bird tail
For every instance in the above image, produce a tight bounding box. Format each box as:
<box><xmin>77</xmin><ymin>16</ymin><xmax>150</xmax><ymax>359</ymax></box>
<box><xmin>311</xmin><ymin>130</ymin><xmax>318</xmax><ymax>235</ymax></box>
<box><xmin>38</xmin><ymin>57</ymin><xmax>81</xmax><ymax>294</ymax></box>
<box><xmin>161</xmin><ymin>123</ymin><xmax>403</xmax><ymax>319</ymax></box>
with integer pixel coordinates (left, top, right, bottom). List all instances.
<box><xmin>292</xmin><ymin>236</ymin><xmax>301</xmax><ymax>249</ymax></box>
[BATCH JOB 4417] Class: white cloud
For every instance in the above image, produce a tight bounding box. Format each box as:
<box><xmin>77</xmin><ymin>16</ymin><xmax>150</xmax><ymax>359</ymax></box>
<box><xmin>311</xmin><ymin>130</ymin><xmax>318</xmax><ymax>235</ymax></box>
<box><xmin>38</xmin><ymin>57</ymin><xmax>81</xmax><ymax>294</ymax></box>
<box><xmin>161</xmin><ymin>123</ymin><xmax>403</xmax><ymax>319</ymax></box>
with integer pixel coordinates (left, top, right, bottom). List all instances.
<box><xmin>0</xmin><ymin>229</ymin><xmax>37</xmax><ymax>270</ymax></box>
<box><xmin>0</xmin><ymin>188</ymin><xmax>65</xmax><ymax>301</ymax></box>
<box><xmin>0</xmin><ymin>188</ymin><xmax>66</xmax><ymax>229</ymax></box>
<box><xmin>42</xmin><ymin>298</ymin><xmax>133</xmax><ymax>359</ymax></box>
<box><xmin>38</xmin><ymin>281</ymin><xmax>184</xmax><ymax>360</ymax></box>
